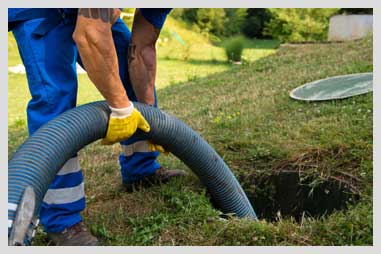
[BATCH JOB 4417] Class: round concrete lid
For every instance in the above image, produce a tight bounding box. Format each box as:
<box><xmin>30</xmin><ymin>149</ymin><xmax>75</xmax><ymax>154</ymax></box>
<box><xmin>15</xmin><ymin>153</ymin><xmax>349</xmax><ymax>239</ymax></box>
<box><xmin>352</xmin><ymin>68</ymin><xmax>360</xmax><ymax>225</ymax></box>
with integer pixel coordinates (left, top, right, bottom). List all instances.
<box><xmin>290</xmin><ymin>72</ymin><xmax>373</xmax><ymax>101</ymax></box>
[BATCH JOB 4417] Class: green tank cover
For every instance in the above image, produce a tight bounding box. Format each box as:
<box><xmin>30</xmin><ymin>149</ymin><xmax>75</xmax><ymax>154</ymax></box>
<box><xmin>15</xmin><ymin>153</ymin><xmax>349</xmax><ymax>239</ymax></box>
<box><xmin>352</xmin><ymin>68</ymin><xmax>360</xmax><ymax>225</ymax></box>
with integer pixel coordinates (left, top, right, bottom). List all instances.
<box><xmin>290</xmin><ymin>73</ymin><xmax>373</xmax><ymax>101</ymax></box>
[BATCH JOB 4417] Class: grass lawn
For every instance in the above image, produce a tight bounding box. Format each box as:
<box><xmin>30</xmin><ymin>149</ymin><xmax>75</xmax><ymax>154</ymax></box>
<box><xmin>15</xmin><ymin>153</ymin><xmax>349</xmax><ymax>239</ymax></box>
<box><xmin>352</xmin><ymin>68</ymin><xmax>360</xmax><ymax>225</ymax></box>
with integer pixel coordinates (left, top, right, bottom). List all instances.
<box><xmin>8</xmin><ymin>17</ymin><xmax>372</xmax><ymax>245</ymax></box>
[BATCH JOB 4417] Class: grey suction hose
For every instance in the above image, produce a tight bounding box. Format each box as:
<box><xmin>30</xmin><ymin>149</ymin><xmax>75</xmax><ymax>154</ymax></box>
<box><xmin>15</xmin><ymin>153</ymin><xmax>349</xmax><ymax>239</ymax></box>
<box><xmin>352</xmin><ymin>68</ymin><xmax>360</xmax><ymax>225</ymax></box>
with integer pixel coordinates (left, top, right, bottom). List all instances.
<box><xmin>8</xmin><ymin>101</ymin><xmax>257</xmax><ymax>237</ymax></box>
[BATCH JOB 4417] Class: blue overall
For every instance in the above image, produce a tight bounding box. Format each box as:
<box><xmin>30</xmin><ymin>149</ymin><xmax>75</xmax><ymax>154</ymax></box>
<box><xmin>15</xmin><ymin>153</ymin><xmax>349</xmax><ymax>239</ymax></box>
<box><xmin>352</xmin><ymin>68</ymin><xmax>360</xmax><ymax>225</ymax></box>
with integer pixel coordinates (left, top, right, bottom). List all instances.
<box><xmin>9</xmin><ymin>8</ymin><xmax>171</xmax><ymax>233</ymax></box>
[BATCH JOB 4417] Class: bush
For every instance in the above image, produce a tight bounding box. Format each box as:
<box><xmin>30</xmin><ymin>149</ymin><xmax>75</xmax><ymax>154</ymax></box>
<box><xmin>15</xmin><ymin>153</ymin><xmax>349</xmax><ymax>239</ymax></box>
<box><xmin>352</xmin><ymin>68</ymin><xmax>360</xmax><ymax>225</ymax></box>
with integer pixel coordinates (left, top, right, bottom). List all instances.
<box><xmin>263</xmin><ymin>8</ymin><xmax>340</xmax><ymax>42</ymax></box>
<box><xmin>224</xmin><ymin>36</ymin><xmax>245</xmax><ymax>62</ymax></box>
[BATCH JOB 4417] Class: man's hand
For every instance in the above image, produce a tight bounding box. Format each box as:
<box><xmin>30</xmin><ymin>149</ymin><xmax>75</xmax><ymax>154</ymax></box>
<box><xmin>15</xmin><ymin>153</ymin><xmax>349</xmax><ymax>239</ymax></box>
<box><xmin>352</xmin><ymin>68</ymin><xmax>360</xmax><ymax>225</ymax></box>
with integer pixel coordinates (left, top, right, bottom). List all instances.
<box><xmin>102</xmin><ymin>103</ymin><xmax>150</xmax><ymax>145</ymax></box>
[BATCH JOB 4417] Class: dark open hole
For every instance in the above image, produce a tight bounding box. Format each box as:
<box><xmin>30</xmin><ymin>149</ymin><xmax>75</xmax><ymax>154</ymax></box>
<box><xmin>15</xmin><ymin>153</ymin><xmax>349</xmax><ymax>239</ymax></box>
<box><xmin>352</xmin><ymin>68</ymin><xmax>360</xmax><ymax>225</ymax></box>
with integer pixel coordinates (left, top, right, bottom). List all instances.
<box><xmin>246</xmin><ymin>170</ymin><xmax>360</xmax><ymax>222</ymax></box>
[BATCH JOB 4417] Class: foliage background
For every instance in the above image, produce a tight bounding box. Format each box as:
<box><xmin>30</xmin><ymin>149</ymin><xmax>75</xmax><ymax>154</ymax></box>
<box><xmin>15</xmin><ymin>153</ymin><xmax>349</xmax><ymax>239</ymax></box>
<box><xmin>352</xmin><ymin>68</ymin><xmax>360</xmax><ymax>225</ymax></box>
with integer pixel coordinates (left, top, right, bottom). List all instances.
<box><xmin>171</xmin><ymin>8</ymin><xmax>372</xmax><ymax>42</ymax></box>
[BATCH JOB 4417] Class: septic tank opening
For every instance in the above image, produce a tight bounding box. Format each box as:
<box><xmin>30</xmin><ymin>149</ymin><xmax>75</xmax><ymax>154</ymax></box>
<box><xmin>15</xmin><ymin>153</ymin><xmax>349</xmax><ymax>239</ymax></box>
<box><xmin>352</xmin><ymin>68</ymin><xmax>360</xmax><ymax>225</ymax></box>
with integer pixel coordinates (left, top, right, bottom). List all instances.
<box><xmin>247</xmin><ymin>170</ymin><xmax>360</xmax><ymax>222</ymax></box>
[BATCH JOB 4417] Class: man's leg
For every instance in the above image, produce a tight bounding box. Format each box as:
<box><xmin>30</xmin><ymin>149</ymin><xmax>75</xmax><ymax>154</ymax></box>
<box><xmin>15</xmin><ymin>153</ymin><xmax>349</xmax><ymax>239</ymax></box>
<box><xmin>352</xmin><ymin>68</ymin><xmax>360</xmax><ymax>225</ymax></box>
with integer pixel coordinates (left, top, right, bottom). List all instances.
<box><xmin>12</xmin><ymin>16</ymin><xmax>97</xmax><ymax>245</ymax></box>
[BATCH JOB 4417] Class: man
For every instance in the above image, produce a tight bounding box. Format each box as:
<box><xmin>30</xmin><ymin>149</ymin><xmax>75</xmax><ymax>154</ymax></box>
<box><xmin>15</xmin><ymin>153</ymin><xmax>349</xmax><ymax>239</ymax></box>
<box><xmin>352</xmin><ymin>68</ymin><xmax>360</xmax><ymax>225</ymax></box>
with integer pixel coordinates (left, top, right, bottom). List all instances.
<box><xmin>8</xmin><ymin>8</ymin><xmax>186</xmax><ymax>246</ymax></box>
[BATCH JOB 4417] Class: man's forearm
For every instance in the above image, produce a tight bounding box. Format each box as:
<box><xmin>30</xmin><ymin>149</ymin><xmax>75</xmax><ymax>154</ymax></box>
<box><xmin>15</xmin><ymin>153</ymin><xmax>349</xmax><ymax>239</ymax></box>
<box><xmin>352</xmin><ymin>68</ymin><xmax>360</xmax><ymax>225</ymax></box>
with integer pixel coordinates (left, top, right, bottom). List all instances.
<box><xmin>73</xmin><ymin>8</ymin><xmax>131</xmax><ymax>108</ymax></box>
<box><xmin>128</xmin><ymin>43</ymin><xmax>157</xmax><ymax>105</ymax></box>
<box><xmin>128</xmin><ymin>9</ymin><xmax>161</xmax><ymax>105</ymax></box>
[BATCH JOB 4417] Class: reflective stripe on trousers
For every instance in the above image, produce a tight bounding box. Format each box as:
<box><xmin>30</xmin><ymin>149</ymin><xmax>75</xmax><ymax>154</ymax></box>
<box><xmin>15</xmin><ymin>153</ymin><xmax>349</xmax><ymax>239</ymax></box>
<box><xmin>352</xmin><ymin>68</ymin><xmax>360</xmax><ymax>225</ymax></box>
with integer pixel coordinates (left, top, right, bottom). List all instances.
<box><xmin>121</xmin><ymin>140</ymin><xmax>152</xmax><ymax>156</ymax></box>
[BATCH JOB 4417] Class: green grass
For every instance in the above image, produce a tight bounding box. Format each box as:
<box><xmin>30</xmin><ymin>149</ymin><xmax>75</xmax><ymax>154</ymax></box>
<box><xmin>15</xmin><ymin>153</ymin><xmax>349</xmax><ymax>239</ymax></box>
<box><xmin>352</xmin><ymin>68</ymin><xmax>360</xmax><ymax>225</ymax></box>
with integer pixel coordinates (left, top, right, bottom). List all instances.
<box><xmin>8</xmin><ymin>17</ymin><xmax>372</xmax><ymax>245</ymax></box>
<box><xmin>8</xmin><ymin>33</ymin><xmax>22</xmax><ymax>67</ymax></box>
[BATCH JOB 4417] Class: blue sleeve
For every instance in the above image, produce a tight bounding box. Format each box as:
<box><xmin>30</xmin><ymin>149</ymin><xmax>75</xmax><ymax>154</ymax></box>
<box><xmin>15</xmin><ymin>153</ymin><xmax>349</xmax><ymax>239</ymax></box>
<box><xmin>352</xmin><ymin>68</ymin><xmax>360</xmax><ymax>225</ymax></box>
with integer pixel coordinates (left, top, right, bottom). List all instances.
<box><xmin>139</xmin><ymin>8</ymin><xmax>172</xmax><ymax>29</ymax></box>
<box><xmin>8</xmin><ymin>8</ymin><xmax>30</xmax><ymax>22</ymax></box>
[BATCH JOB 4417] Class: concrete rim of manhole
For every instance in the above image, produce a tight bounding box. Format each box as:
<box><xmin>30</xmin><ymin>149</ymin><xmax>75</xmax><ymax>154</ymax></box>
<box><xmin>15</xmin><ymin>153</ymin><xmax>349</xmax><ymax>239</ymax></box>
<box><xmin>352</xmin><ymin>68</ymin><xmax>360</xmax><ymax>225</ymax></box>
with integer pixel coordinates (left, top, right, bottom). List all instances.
<box><xmin>289</xmin><ymin>72</ymin><xmax>373</xmax><ymax>101</ymax></box>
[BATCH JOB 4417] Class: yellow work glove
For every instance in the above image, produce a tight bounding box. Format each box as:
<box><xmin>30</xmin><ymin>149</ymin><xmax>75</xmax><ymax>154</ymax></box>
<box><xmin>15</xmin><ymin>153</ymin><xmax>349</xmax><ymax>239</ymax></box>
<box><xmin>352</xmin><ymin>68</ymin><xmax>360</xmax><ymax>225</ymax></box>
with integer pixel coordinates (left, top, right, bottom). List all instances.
<box><xmin>147</xmin><ymin>141</ymin><xmax>168</xmax><ymax>155</ymax></box>
<box><xmin>102</xmin><ymin>103</ymin><xmax>150</xmax><ymax>145</ymax></box>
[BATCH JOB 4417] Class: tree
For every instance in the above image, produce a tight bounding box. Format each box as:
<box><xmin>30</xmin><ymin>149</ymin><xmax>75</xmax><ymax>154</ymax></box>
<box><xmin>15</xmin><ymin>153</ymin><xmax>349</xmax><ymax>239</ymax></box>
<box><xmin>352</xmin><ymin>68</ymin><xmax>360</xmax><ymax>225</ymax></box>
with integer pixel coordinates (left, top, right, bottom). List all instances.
<box><xmin>242</xmin><ymin>9</ymin><xmax>272</xmax><ymax>38</ymax></box>
<box><xmin>263</xmin><ymin>8</ymin><xmax>340</xmax><ymax>42</ymax></box>
<box><xmin>224</xmin><ymin>8</ymin><xmax>248</xmax><ymax>36</ymax></box>
<box><xmin>195</xmin><ymin>8</ymin><xmax>226</xmax><ymax>37</ymax></box>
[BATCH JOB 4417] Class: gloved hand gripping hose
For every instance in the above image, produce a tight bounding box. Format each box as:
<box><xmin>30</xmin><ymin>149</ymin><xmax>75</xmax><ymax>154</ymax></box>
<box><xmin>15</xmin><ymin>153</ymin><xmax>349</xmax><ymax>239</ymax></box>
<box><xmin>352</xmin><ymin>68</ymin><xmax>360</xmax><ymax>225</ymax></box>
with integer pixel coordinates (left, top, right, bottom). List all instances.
<box><xmin>101</xmin><ymin>102</ymin><xmax>151</xmax><ymax>145</ymax></box>
<box><xmin>8</xmin><ymin>101</ymin><xmax>257</xmax><ymax>244</ymax></box>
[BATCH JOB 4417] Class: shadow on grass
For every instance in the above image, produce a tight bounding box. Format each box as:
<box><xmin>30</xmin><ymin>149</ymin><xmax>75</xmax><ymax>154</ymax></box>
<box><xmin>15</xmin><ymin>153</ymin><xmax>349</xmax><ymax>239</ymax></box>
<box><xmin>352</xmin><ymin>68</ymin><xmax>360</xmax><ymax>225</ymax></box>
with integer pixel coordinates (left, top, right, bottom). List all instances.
<box><xmin>159</xmin><ymin>56</ymin><xmax>230</xmax><ymax>66</ymax></box>
<box><xmin>215</xmin><ymin>39</ymin><xmax>281</xmax><ymax>50</ymax></box>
